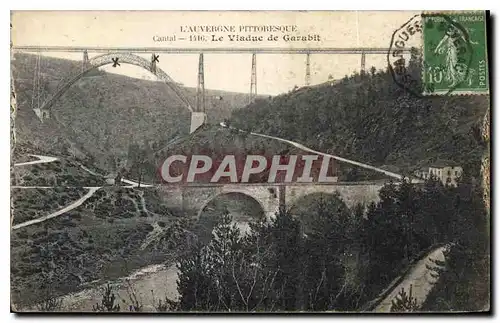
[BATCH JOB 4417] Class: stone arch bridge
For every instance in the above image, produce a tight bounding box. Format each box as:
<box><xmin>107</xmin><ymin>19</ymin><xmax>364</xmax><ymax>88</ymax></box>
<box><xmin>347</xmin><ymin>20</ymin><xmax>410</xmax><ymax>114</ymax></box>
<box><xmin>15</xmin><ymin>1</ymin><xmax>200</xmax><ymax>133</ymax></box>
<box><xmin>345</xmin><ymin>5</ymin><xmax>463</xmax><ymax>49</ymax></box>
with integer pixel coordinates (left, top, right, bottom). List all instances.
<box><xmin>159</xmin><ymin>181</ymin><xmax>387</xmax><ymax>220</ymax></box>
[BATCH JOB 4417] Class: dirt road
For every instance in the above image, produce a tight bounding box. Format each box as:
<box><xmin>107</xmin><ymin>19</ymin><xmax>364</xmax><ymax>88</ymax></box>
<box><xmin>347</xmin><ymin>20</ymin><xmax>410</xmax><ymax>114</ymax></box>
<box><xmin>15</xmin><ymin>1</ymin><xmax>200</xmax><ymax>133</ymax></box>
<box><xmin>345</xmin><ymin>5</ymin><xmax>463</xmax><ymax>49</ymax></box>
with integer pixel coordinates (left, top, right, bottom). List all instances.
<box><xmin>14</xmin><ymin>154</ymin><xmax>59</xmax><ymax>166</ymax></box>
<box><xmin>374</xmin><ymin>245</ymin><xmax>448</xmax><ymax>312</ymax></box>
<box><xmin>12</xmin><ymin>187</ymin><xmax>100</xmax><ymax>230</ymax></box>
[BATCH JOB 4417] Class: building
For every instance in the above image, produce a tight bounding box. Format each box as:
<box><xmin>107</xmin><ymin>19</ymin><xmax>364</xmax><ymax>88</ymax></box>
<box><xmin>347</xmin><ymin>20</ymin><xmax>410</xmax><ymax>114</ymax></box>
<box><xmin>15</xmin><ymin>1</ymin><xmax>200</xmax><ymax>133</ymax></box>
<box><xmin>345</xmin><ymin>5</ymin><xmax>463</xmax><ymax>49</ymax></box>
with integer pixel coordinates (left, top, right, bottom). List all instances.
<box><xmin>414</xmin><ymin>162</ymin><xmax>463</xmax><ymax>186</ymax></box>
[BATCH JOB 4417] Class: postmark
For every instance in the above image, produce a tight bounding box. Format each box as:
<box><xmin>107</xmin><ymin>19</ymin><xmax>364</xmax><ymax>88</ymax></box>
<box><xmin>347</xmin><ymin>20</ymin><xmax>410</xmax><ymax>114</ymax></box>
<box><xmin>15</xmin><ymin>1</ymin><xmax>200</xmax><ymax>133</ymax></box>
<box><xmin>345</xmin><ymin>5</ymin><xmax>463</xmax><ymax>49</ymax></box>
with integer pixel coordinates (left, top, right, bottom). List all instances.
<box><xmin>388</xmin><ymin>11</ymin><xmax>489</xmax><ymax>96</ymax></box>
<box><xmin>387</xmin><ymin>14</ymin><xmax>424</xmax><ymax>97</ymax></box>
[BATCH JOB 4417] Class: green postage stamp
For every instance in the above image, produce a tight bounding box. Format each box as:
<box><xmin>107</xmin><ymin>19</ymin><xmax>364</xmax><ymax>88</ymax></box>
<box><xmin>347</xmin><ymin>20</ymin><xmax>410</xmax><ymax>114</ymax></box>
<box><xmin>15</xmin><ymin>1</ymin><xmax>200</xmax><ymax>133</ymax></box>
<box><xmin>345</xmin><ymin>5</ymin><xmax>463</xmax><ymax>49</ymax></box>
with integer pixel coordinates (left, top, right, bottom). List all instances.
<box><xmin>422</xmin><ymin>11</ymin><xmax>489</xmax><ymax>95</ymax></box>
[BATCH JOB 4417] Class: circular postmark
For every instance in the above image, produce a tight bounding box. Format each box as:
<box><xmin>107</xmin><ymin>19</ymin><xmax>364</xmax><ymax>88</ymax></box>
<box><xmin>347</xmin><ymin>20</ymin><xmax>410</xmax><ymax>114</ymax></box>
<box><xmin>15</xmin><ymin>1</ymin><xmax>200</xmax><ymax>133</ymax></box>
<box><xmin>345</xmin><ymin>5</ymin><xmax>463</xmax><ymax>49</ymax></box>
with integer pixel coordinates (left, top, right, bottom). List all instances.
<box><xmin>387</xmin><ymin>13</ymin><xmax>474</xmax><ymax>97</ymax></box>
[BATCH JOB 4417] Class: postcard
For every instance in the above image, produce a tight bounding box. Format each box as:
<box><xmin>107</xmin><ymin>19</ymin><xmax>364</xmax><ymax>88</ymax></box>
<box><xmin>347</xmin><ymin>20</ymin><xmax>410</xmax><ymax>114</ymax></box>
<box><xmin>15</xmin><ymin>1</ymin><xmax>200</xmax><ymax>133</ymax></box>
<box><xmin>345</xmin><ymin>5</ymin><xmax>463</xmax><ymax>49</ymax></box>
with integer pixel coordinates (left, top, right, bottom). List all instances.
<box><xmin>10</xmin><ymin>10</ymin><xmax>490</xmax><ymax>313</ymax></box>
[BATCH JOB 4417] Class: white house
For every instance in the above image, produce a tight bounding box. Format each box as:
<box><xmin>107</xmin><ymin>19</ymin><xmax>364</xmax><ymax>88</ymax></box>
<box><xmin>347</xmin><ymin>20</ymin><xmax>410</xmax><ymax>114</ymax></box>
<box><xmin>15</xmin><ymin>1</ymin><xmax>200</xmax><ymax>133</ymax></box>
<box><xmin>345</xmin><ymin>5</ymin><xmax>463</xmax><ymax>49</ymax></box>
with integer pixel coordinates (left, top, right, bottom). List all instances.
<box><xmin>414</xmin><ymin>163</ymin><xmax>463</xmax><ymax>186</ymax></box>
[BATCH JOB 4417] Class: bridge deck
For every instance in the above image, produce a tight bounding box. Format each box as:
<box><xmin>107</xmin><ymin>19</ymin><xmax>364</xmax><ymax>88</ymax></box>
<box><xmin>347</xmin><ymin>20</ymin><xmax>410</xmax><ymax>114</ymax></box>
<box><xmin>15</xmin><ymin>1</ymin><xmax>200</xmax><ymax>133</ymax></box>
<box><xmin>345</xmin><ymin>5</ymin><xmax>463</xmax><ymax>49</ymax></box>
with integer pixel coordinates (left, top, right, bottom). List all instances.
<box><xmin>12</xmin><ymin>46</ymin><xmax>415</xmax><ymax>54</ymax></box>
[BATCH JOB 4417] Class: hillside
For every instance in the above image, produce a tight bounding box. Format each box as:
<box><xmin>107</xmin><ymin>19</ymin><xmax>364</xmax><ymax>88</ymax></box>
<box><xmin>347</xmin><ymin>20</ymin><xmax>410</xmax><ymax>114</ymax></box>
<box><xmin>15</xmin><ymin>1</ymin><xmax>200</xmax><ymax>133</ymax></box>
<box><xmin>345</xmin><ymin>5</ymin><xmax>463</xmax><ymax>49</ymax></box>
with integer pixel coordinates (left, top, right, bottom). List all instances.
<box><xmin>126</xmin><ymin>124</ymin><xmax>388</xmax><ymax>184</ymax></box>
<box><xmin>11</xmin><ymin>53</ymin><xmax>253</xmax><ymax>170</ymax></box>
<box><xmin>11</xmin><ymin>184</ymin><xmax>194</xmax><ymax>307</ymax></box>
<box><xmin>10</xmin><ymin>141</ymin><xmax>196</xmax><ymax>307</ymax></box>
<box><xmin>230</xmin><ymin>65</ymin><xmax>489</xmax><ymax>177</ymax></box>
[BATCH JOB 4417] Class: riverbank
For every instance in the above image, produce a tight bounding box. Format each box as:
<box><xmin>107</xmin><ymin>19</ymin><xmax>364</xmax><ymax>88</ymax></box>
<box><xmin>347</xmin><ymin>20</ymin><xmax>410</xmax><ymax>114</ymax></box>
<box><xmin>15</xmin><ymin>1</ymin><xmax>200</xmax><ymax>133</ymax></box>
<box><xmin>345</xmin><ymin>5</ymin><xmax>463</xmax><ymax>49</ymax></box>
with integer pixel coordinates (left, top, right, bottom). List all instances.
<box><xmin>16</xmin><ymin>262</ymin><xmax>180</xmax><ymax>312</ymax></box>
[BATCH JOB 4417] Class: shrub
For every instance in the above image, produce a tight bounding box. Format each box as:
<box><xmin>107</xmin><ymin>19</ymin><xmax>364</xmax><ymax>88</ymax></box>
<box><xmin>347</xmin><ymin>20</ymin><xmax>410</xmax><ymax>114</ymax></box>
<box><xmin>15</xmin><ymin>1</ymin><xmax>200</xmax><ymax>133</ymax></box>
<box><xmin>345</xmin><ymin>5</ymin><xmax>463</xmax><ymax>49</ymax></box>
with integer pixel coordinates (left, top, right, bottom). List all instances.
<box><xmin>93</xmin><ymin>284</ymin><xmax>120</xmax><ymax>312</ymax></box>
<box><xmin>391</xmin><ymin>285</ymin><xmax>419</xmax><ymax>312</ymax></box>
<box><xmin>36</xmin><ymin>296</ymin><xmax>63</xmax><ymax>312</ymax></box>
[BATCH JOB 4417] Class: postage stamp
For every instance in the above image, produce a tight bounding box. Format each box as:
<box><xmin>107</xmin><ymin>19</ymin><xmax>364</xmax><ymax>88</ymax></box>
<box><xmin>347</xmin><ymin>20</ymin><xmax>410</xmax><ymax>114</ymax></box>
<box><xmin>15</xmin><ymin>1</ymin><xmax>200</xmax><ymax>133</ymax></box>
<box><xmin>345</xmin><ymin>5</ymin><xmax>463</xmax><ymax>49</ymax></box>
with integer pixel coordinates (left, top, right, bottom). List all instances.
<box><xmin>10</xmin><ymin>11</ymin><xmax>491</xmax><ymax>314</ymax></box>
<box><xmin>422</xmin><ymin>11</ymin><xmax>489</xmax><ymax>95</ymax></box>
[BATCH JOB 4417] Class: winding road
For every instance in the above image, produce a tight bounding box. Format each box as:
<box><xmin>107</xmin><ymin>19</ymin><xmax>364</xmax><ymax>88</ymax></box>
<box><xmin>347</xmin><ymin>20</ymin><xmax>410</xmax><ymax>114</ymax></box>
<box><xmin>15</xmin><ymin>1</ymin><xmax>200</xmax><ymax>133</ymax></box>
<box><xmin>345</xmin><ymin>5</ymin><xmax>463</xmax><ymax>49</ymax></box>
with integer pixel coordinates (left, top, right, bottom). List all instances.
<box><xmin>12</xmin><ymin>187</ymin><xmax>100</xmax><ymax>230</ymax></box>
<box><xmin>11</xmin><ymin>155</ymin><xmax>152</xmax><ymax>230</ymax></box>
<box><xmin>14</xmin><ymin>154</ymin><xmax>59</xmax><ymax>166</ymax></box>
<box><xmin>220</xmin><ymin>123</ymin><xmax>418</xmax><ymax>182</ymax></box>
<box><xmin>373</xmin><ymin>245</ymin><xmax>449</xmax><ymax>312</ymax></box>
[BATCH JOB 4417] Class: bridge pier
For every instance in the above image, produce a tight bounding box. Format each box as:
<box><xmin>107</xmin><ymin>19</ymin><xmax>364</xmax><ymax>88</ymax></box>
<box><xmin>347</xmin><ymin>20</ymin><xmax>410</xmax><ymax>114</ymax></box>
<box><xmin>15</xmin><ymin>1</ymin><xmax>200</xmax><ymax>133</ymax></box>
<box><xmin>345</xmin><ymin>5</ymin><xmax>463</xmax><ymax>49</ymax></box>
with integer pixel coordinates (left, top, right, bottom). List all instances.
<box><xmin>196</xmin><ymin>53</ymin><xmax>205</xmax><ymax>113</ymax></box>
<box><xmin>305</xmin><ymin>53</ymin><xmax>311</xmax><ymax>86</ymax></box>
<box><xmin>360</xmin><ymin>51</ymin><xmax>366</xmax><ymax>73</ymax></box>
<box><xmin>249</xmin><ymin>53</ymin><xmax>257</xmax><ymax>103</ymax></box>
<box><xmin>82</xmin><ymin>50</ymin><xmax>90</xmax><ymax>72</ymax></box>
<box><xmin>190</xmin><ymin>53</ymin><xmax>207</xmax><ymax>133</ymax></box>
<box><xmin>150</xmin><ymin>53</ymin><xmax>158</xmax><ymax>74</ymax></box>
<box><xmin>190</xmin><ymin>112</ymin><xmax>207</xmax><ymax>133</ymax></box>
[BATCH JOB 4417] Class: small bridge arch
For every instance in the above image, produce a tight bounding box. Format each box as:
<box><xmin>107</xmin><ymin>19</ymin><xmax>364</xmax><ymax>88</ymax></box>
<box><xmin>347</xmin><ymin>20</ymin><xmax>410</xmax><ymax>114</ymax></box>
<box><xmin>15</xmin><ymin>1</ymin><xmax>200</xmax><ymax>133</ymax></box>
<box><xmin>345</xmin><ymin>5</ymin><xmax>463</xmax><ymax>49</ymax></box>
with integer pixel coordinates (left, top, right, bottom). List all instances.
<box><xmin>285</xmin><ymin>182</ymin><xmax>384</xmax><ymax>209</ymax></box>
<box><xmin>196</xmin><ymin>191</ymin><xmax>269</xmax><ymax>221</ymax></box>
<box><xmin>37</xmin><ymin>52</ymin><xmax>193</xmax><ymax>114</ymax></box>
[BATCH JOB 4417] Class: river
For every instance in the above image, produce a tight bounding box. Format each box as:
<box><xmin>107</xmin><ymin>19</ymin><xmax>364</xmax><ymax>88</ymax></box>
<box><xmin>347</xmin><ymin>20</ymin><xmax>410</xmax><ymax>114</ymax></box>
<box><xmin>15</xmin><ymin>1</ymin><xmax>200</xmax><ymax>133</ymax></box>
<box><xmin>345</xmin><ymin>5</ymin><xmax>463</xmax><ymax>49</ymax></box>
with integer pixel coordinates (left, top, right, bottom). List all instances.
<box><xmin>45</xmin><ymin>192</ymin><xmax>257</xmax><ymax>312</ymax></box>
<box><xmin>57</xmin><ymin>219</ymin><xmax>250</xmax><ymax>312</ymax></box>
<box><xmin>59</xmin><ymin>262</ymin><xmax>179</xmax><ymax>312</ymax></box>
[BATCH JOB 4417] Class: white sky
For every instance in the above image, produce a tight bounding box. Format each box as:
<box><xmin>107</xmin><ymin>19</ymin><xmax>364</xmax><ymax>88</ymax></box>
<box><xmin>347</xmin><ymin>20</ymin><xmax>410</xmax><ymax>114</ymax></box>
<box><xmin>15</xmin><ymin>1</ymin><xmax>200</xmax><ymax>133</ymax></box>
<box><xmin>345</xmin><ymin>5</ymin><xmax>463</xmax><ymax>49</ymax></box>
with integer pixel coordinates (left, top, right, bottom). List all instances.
<box><xmin>12</xmin><ymin>11</ymin><xmax>418</xmax><ymax>94</ymax></box>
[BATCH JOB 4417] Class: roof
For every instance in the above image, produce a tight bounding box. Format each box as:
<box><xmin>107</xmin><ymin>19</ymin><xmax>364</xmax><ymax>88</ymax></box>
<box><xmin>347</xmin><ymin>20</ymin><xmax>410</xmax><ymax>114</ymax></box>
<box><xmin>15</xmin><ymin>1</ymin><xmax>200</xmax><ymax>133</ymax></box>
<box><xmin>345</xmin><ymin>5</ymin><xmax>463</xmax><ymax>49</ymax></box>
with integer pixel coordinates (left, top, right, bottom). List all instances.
<box><xmin>413</xmin><ymin>164</ymin><xmax>462</xmax><ymax>173</ymax></box>
<box><xmin>419</xmin><ymin>159</ymin><xmax>462</xmax><ymax>169</ymax></box>
<box><xmin>428</xmin><ymin>163</ymin><xmax>462</xmax><ymax>169</ymax></box>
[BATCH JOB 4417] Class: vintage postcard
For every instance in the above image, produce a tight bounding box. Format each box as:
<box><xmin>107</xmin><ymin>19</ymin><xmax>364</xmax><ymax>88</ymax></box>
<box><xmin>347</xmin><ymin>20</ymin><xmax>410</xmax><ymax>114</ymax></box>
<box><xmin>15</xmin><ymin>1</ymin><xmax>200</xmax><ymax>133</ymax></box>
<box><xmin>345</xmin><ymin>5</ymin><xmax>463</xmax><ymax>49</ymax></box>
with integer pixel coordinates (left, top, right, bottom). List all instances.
<box><xmin>10</xmin><ymin>11</ymin><xmax>490</xmax><ymax>313</ymax></box>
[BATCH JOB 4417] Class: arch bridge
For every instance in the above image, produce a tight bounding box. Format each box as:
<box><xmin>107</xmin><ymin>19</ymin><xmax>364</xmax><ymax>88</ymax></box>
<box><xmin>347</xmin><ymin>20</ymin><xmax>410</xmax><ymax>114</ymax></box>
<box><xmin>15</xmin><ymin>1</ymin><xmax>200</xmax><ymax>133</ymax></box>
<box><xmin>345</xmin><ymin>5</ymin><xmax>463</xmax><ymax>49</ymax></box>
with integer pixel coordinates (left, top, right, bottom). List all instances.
<box><xmin>159</xmin><ymin>181</ymin><xmax>386</xmax><ymax>221</ymax></box>
<box><xmin>14</xmin><ymin>46</ymin><xmax>415</xmax><ymax>134</ymax></box>
<box><xmin>24</xmin><ymin>50</ymin><xmax>207</xmax><ymax>133</ymax></box>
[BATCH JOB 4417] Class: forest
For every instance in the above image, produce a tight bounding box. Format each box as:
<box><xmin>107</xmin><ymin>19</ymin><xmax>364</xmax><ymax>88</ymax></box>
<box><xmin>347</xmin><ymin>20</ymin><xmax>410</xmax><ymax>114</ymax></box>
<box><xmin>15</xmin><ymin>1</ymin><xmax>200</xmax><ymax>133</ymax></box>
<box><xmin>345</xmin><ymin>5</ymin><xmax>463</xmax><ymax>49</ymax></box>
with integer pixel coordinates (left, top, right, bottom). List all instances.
<box><xmin>165</xmin><ymin>175</ymin><xmax>488</xmax><ymax>312</ymax></box>
<box><xmin>230</xmin><ymin>55</ymin><xmax>488</xmax><ymax>178</ymax></box>
<box><xmin>84</xmin><ymin>175</ymin><xmax>489</xmax><ymax>312</ymax></box>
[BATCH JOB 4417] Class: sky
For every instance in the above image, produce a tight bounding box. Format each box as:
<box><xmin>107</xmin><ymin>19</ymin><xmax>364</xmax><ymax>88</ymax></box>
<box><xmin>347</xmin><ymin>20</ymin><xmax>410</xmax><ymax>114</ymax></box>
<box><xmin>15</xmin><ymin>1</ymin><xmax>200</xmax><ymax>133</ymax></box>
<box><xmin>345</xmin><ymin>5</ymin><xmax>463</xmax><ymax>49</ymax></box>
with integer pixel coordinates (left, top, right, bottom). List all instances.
<box><xmin>11</xmin><ymin>11</ymin><xmax>419</xmax><ymax>95</ymax></box>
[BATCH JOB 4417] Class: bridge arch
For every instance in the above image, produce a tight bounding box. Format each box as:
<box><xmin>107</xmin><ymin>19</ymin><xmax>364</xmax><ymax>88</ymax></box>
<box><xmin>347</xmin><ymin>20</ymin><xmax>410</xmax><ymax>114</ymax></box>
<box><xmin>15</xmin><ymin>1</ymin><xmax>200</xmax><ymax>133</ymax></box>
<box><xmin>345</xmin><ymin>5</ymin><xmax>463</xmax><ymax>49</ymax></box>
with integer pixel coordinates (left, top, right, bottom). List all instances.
<box><xmin>196</xmin><ymin>191</ymin><xmax>267</xmax><ymax>221</ymax></box>
<box><xmin>285</xmin><ymin>183</ymin><xmax>383</xmax><ymax>209</ymax></box>
<box><xmin>288</xmin><ymin>191</ymin><xmax>350</xmax><ymax>215</ymax></box>
<box><xmin>39</xmin><ymin>52</ymin><xmax>193</xmax><ymax>113</ymax></box>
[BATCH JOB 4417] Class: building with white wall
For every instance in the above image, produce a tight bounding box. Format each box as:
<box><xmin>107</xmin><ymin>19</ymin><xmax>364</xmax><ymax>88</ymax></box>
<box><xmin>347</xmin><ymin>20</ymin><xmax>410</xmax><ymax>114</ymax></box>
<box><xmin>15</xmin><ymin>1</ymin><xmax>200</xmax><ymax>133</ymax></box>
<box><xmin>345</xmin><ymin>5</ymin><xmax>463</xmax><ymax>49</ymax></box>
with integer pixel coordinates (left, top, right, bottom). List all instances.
<box><xmin>414</xmin><ymin>163</ymin><xmax>463</xmax><ymax>186</ymax></box>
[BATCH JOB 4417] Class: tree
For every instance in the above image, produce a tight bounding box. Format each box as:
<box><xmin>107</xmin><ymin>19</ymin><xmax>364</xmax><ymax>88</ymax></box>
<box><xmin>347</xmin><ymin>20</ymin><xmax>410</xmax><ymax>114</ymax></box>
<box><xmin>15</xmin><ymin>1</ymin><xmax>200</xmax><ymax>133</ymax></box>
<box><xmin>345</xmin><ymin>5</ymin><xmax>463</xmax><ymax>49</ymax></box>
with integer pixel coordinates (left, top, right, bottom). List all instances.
<box><xmin>297</xmin><ymin>195</ymin><xmax>349</xmax><ymax>310</ymax></box>
<box><xmin>230</xmin><ymin>54</ymin><xmax>487</xmax><ymax>182</ymax></box>
<box><xmin>248</xmin><ymin>209</ymin><xmax>303</xmax><ymax>310</ymax></box>
<box><xmin>361</xmin><ymin>181</ymin><xmax>412</xmax><ymax>289</ymax></box>
<box><xmin>177</xmin><ymin>210</ymin><xmax>303</xmax><ymax>312</ymax></box>
<box><xmin>177</xmin><ymin>212</ymin><xmax>242</xmax><ymax>311</ymax></box>
<box><xmin>391</xmin><ymin>285</ymin><xmax>419</xmax><ymax>312</ymax></box>
<box><xmin>114</xmin><ymin>171</ymin><xmax>123</xmax><ymax>186</ymax></box>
